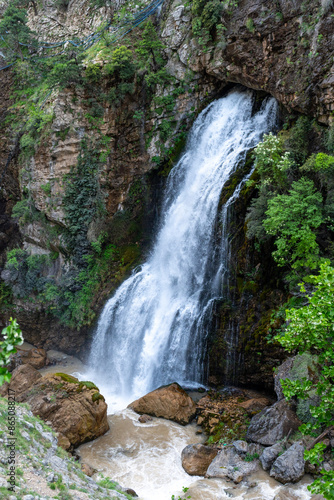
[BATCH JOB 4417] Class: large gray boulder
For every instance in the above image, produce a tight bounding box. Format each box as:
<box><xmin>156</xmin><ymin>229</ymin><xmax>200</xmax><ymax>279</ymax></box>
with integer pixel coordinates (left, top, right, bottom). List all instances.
<box><xmin>181</xmin><ymin>444</ymin><xmax>218</xmax><ymax>476</ymax></box>
<box><xmin>206</xmin><ymin>445</ymin><xmax>260</xmax><ymax>483</ymax></box>
<box><xmin>274</xmin><ymin>357</ymin><xmax>295</xmax><ymax>401</ymax></box>
<box><xmin>260</xmin><ymin>442</ymin><xmax>285</xmax><ymax>471</ymax></box>
<box><xmin>270</xmin><ymin>442</ymin><xmax>305</xmax><ymax>484</ymax></box>
<box><xmin>274</xmin><ymin>354</ymin><xmax>318</xmax><ymax>401</ymax></box>
<box><xmin>274</xmin><ymin>354</ymin><xmax>320</xmax><ymax>424</ymax></box>
<box><xmin>246</xmin><ymin>400</ymin><xmax>301</xmax><ymax>446</ymax></box>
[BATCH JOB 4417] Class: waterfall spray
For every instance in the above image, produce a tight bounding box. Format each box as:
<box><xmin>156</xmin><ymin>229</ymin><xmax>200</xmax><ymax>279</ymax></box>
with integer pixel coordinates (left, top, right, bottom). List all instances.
<box><xmin>87</xmin><ymin>89</ymin><xmax>278</xmax><ymax>406</ymax></box>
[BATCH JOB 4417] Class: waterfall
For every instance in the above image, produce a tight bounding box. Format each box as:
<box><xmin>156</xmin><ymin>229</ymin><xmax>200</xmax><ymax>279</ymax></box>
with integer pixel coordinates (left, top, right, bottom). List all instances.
<box><xmin>87</xmin><ymin>89</ymin><xmax>278</xmax><ymax>405</ymax></box>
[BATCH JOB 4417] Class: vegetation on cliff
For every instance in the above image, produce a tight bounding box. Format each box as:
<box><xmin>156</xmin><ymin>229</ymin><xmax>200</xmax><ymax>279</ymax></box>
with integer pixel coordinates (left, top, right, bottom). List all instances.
<box><xmin>0</xmin><ymin>1</ymin><xmax>187</xmax><ymax>329</ymax></box>
<box><xmin>245</xmin><ymin>118</ymin><xmax>334</xmax><ymax>497</ymax></box>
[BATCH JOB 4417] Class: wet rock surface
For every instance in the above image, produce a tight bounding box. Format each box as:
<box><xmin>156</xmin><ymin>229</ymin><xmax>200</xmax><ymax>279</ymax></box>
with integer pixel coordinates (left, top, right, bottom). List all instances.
<box><xmin>138</xmin><ymin>414</ymin><xmax>153</xmax><ymax>423</ymax></box>
<box><xmin>246</xmin><ymin>400</ymin><xmax>302</xmax><ymax>446</ymax></box>
<box><xmin>181</xmin><ymin>443</ymin><xmax>218</xmax><ymax>476</ymax></box>
<box><xmin>206</xmin><ymin>444</ymin><xmax>260</xmax><ymax>483</ymax></box>
<box><xmin>129</xmin><ymin>382</ymin><xmax>197</xmax><ymax>425</ymax></box>
<box><xmin>260</xmin><ymin>442</ymin><xmax>285</xmax><ymax>471</ymax></box>
<box><xmin>9</xmin><ymin>347</ymin><xmax>47</xmax><ymax>371</ymax></box>
<box><xmin>270</xmin><ymin>442</ymin><xmax>305</xmax><ymax>484</ymax></box>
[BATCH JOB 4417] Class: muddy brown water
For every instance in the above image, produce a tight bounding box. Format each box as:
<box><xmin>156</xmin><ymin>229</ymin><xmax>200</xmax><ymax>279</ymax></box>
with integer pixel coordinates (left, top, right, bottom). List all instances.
<box><xmin>40</xmin><ymin>355</ymin><xmax>314</xmax><ymax>500</ymax></box>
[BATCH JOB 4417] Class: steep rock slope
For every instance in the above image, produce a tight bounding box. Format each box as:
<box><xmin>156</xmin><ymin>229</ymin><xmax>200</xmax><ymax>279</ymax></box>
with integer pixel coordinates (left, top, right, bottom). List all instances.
<box><xmin>0</xmin><ymin>0</ymin><xmax>333</xmax><ymax>387</ymax></box>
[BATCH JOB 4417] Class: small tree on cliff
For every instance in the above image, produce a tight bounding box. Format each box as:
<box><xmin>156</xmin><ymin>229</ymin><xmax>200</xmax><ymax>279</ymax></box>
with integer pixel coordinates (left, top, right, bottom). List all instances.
<box><xmin>0</xmin><ymin>4</ymin><xmax>37</xmax><ymax>62</ymax></box>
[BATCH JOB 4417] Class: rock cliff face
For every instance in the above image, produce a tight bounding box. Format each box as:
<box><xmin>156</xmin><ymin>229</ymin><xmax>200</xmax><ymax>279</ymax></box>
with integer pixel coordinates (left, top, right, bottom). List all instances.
<box><xmin>162</xmin><ymin>0</ymin><xmax>334</xmax><ymax>123</ymax></box>
<box><xmin>0</xmin><ymin>0</ymin><xmax>333</xmax><ymax>385</ymax></box>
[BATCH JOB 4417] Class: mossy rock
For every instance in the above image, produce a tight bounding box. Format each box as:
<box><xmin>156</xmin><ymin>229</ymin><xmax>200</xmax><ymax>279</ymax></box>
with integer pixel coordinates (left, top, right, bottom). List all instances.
<box><xmin>77</xmin><ymin>381</ymin><xmax>99</xmax><ymax>392</ymax></box>
<box><xmin>92</xmin><ymin>392</ymin><xmax>105</xmax><ymax>404</ymax></box>
<box><xmin>289</xmin><ymin>353</ymin><xmax>319</xmax><ymax>381</ymax></box>
<box><xmin>296</xmin><ymin>389</ymin><xmax>319</xmax><ymax>425</ymax></box>
<box><xmin>218</xmin><ymin>149</ymin><xmax>255</xmax><ymax>208</ymax></box>
<box><xmin>54</xmin><ymin>373</ymin><xmax>79</xmax><ymax>384</ymax></box>
<box><xmin>120</xmin><ymin>244</ymin><xmax>141</xmax><ymax>266</ymax></box>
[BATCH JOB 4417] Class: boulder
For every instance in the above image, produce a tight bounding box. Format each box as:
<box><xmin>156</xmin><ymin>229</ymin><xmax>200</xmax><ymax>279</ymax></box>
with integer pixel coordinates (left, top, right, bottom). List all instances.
<box><xmin>232</xmin><ymin>440</ymin><xmax>248</xmax><ymax>455</ymax></box>
<box><xmin>260</xmin><ymin>442</ymin><xmax>285</xmax><ymax>471</ymax></box>
<box><xmin>81</xmin><ymin>463</ymin><xmax>95</xmax><ymax>477</ymax></box>
<box><xmin>239</xmin><ymin>397</ymin><xmax>271</xmax><ymax>415</ymax></box>
<box><xmin>128</xmin><ymin>383</ymin><xmax>196</xmax><ymax>425</ymax></box>
<box><xmin>206</xmin><ymin>445</ymin><xmax>260</xmax><ymax>483</ymax></box>
<box><xmin>15</xmin><ymin>372</ymin><xmax>109</xmax><ymax>450</ymax></box>
<box><xmin>125</xmin><ymin>488</ymin><xmax>138</xmax><ymax>497</ymax></box>
<box><xmin>19</xmin><ymin>347</ymin><xmax>47</xmax><ymax>369</ymax></box>
<box><xmin>181</xmin><ymin>444</ymin><xmax>218</xmax><ymax>476</ymax></box>
<box><xmin>274</xmin><ymin>354</ymin><xmax>320</xmax><ymax>424</ymax></box>
<box><xmin>246</xmin><ymin>400</ymin><xmax>302</xmax><ymax>446</ymax></box>
<box><xmin>8</xmin><ymin>364</ymin><xmax>42</xmax><ymax>396</ymax></box>
<box><xmin>274</xmin><ymin>354</ymin><xmax>318</xmax><ymax>402</ymax></box>
<box><xmin>270</xmin><ymin>442</ymin><xmax>305</xmax><ymax>484</ymax></box>
<box><xmin>138</xmin><ymin>414</ymin><xmax>153</xmax><ymax>423</ymax></box>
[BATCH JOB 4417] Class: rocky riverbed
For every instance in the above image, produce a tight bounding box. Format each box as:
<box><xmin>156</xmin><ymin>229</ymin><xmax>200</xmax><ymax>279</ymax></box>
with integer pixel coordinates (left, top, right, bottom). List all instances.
<box><xmin>0</xmin><ymin>344</ymin><xmax>329</xmax><ymax>499</ymax></box>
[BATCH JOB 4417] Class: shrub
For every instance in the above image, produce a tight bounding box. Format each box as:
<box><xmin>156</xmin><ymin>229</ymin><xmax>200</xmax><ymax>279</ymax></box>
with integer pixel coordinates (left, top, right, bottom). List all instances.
<box><xmin>276</xmin><ymin>262</ymin><xmax>334</xmax><ymax>499</ymax></box>
<box><xmin>0</xmin><ymin>318</ymin><xmax>24</xmax><ymax>385</ymax></box>
<box><xmin>263</xmin><ymin>177</ymin><xmax>323</xmax><ymax>272</ymax></box>
<box><xmin>104</xmin><ymin>46</ymin><xmax>135</xmax><ymax>80</ymax></box>
<box><xmin>253</xmin><ymin>132</ymin><xmax>293</xmax><ymax>190</ymax></box>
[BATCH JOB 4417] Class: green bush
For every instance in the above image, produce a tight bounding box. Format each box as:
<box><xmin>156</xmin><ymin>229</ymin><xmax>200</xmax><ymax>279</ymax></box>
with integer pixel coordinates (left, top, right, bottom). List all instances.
<box><xmin>276</xmin><ymin>262</ymin><xmax>334</xmax><ymax>499</ymax></box>
<box><xmin>263</xmin><ymin>177</ymin><xmax>323</xmax><ymax>272</ymax></box>
<box><xmin>85</xmin><ymin>63</ymin><xmax>102</xmax><ymax>84</ymax></box>
<box><xmin>104</xmin><ymin>46</ymin><xmax>135</xmax><ymax>80</ymax></box>
<box><xmin>253</xmin><ymin>132</ymin><xmax>293</xmax><ymax>190</ymax></box>
<box><xmin>0</xmin><ymin>318</ymin><xmax>24</xmax><ymax>385</ymax></box>
<box><xmin>46</xmin><ymin>53</ymin><xmax>84</xmax><ymax>89</ymax></box>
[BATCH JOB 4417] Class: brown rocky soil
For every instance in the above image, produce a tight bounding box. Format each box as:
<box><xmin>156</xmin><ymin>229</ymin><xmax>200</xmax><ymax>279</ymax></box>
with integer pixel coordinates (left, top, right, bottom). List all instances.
<box><xmin>195</xmin><ymin>387</ymin><xmax>273</xmax><ymax>444</ymax></box>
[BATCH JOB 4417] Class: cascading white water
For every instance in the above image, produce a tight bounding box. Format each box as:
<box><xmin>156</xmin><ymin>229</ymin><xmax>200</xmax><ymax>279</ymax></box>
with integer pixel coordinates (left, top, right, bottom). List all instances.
<box><xmin>87</xmin><ymin>89</ymin><xmax>278</xmax><ymax>406</ymax></box>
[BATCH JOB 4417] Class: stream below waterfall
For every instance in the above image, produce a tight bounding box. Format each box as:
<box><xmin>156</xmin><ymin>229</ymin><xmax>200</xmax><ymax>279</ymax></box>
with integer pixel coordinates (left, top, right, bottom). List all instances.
<box><xmin>40</xmin><ymin>354</ymin><xmax>314</xmax><ymax>500</ymax></box>
<box><xmin>77</xmin><ymin>407</ymin><xmax>313</xmax><ymax>500</ymax></box>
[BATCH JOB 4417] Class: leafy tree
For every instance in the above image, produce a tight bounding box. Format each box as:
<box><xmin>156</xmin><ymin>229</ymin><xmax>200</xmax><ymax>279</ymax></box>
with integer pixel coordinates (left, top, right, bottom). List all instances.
<box><xmin>0</xmin><ymin>318</ymin><xmax>24</xmax><ymax>385</ymax></box>
<box><xmin>263</xmin><ymin>177</ymin><xmax>323</xmax><ymax>272</ymax></box>
<box><xmin>0</xmin><ymin>5</ymin><xmax>37</xmax><ymax>61</ymax></box>
<box><xmin>135</xmin><ymin>20</ymin><xmax>170</xmax><ymax>87</ymax></box>
<box><xmin>136</xmin><ymin>20</ymin><xmax>165</xmax><ymax>70</ymax></box>
<box><xmin>104</xmin><ymin>45</ymin><xmax>135</xmax><ymax>80</ymax></box>
<box><xmin>286</xmin><ymin>116</ymin><xmax>312</xmax><ymax>165</ymax></box>
<box><xmin>253</xmin><ymin>132</ymin><xmax>294</xmax><ymax>190</ymax></box>
<box><xmin>276</xmin><ymin>262</ymin><xmax>334</xmax><ymax>499</ymax></box>
<box><xmin>46</xmin><ymin>51</ymin><xmax>84</xmax><ymax>89</ymax></box>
